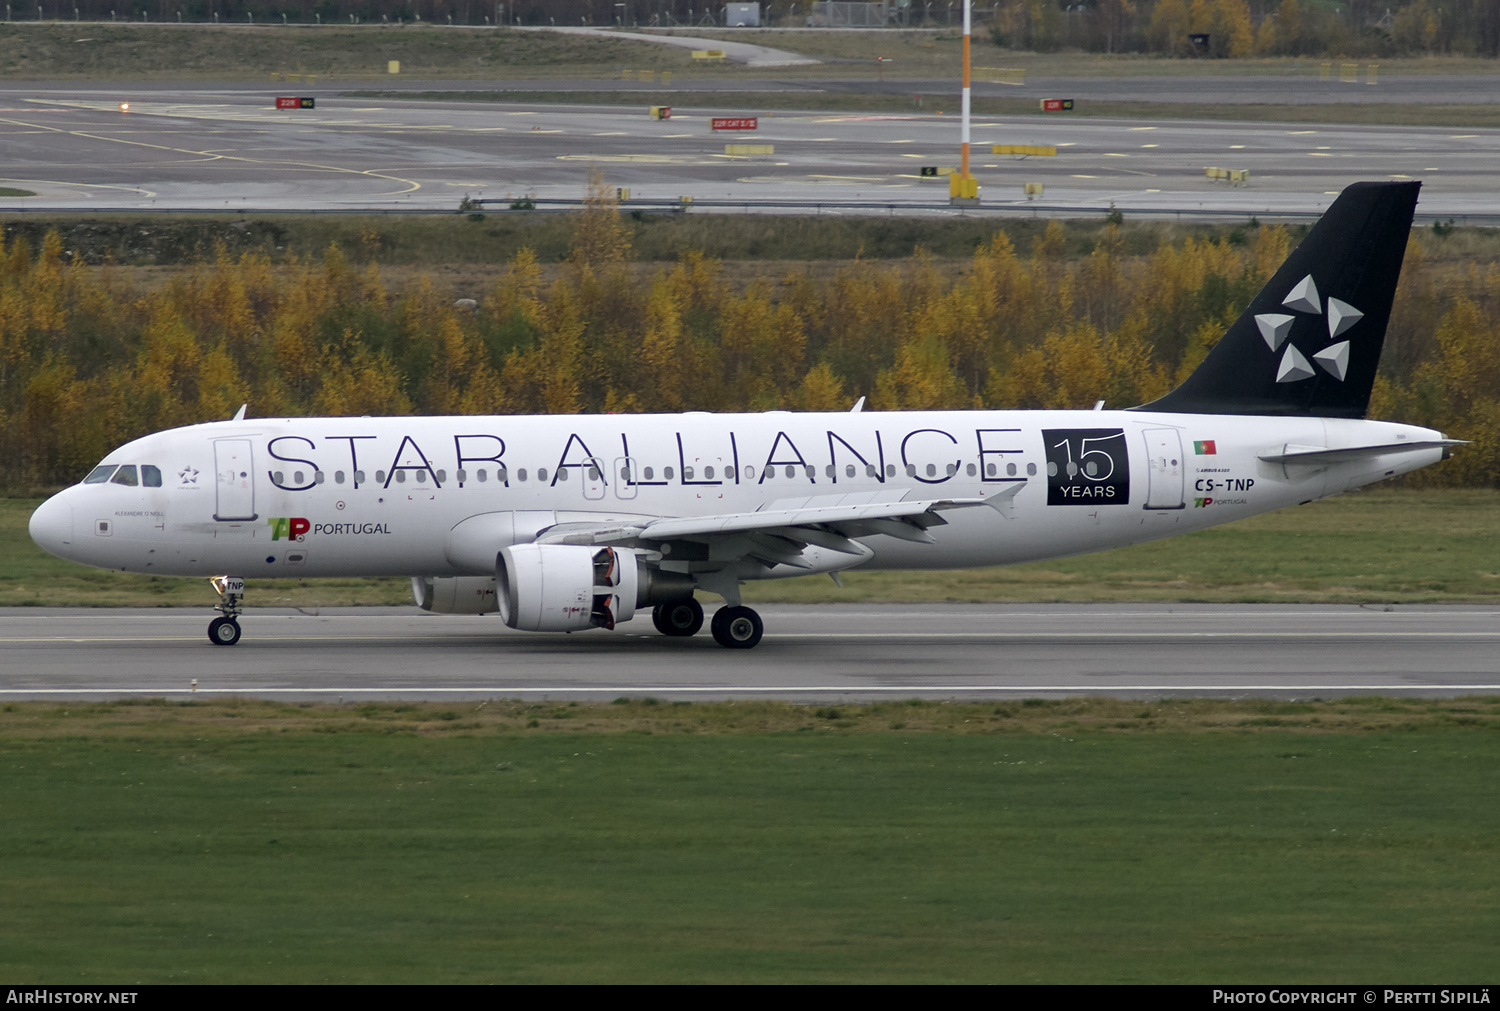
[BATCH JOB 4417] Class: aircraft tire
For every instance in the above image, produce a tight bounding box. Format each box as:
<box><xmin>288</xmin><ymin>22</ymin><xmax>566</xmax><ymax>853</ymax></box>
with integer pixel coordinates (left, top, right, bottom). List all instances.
<box><xmin>710</xmin><ymin>606</ymin><xmax>763</xmax><ymax>649</ymax></box>
<box><xmin>208</xmin><ymin>616</ymin><xmax>242</xmax><ymax>646</ymax></box>
<box><xmin>652</xmin><ymin>599</ymin><xmax>703</xmax><ymax>637</ymax></box>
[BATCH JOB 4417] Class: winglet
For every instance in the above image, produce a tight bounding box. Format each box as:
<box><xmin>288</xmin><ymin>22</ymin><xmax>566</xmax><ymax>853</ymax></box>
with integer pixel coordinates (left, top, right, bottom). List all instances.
<box><xmin>980</xmin><ymin>481</ymin><xmax>1027</xmax><ymax>519</ymax></box>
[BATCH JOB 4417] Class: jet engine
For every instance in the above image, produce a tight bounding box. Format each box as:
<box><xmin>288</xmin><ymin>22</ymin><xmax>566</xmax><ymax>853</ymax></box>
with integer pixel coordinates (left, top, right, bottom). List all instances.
<box><xmin>411</xmin><ymin>576</ymin><xmax>499</xmax><ymax>614</ymax></box>
<box><xmin>495</xmin><ymin>544</ymin><xmax>693</xmax><ymax>632</ymax></box>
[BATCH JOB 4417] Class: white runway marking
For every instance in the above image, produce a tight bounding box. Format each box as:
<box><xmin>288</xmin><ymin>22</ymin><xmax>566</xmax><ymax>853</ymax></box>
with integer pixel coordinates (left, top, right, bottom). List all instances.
<box><xmin>5</xmin><ymin>630</ymin><xmax>1499</xmax><ymax>644</ymax></box>
<box><xmin>5</xmin><ymin>684</ymin><xmax>1499</xmax><ymax>697</ymax></box>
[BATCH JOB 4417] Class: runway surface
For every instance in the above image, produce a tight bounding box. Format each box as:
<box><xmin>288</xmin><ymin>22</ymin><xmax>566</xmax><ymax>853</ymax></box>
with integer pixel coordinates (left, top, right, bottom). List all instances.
<box><xmin>3</xmin><ymin>604</ymin><xmax>1497</xmax><ymax>702</ymax></box>
<box><xmin>2</xmin><ymin>80</ymin><xmax>1499</xmax><ymax>217</ymax></box>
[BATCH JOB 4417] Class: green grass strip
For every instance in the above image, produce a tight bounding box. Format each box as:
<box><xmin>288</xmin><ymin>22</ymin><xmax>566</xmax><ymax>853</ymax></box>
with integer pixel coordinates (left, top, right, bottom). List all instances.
<box><xmin>2</xmin><ymin>697</ymin><xmax>1498</xmax><ymax>983</ymax></box>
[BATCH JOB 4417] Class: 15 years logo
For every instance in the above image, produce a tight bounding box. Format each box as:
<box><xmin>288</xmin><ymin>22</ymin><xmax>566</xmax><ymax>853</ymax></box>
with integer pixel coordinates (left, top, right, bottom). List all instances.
<box><xmin>1043</xmin><ymin>429</ymin><xmax>1130</xmax><ymax>506</ymax></box>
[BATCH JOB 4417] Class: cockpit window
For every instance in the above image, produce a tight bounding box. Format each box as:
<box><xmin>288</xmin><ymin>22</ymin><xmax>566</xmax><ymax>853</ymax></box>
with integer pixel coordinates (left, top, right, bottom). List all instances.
<box><xmin>142</xmin><ymin>465</ymin><xmax>162</xmax><ymax>488</ymax></box>
<box><xmin>83</xmin><ymin>465</ymin><xmax>118</xmax><ymax>484</ymax></box>
<box><xmin>110</xmin><ymin>465</ymin><xmax>139</xmax><ymax>487</ymax></box>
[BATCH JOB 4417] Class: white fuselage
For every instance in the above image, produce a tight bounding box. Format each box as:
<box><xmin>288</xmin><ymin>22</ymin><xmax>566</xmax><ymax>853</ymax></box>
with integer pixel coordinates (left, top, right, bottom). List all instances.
<box><xmin>28</xmin><ymin>410</ymin><xmax>1444</xmax><ymax>581</ymax></box>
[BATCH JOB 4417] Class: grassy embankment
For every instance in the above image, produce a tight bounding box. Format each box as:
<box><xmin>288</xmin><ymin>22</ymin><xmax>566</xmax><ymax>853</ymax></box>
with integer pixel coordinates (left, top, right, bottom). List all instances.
<box><xmin>1</xmin><ymin>695</ymin><xmax>1498</xmax><ymax>983</ymax></box>
<box><xmin>0</xmin><ymin>210</ymin><xmax>1216</xmax><ymax>269</ymax></box>
<box><xmin>5</xmin><ymin>489</ymin><xmax>1499</xmax><ymax>607</ymax></box>
<box><xmin>3</xmin><ymin>22</ymin><xmax>1497</xmax><ymax>83</ymax></box>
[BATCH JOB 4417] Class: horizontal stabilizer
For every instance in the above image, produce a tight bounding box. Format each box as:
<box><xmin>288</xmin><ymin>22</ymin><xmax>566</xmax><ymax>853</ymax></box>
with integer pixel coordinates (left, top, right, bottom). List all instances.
<box><xmin>1258</xmin><ymin>440</ymin><xmax>1465</xmax><ymax>465</ymax></box>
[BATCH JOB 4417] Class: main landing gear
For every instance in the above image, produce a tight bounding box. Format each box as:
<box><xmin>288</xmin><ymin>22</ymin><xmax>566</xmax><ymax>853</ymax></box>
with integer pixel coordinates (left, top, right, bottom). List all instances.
<box><xmin>207</xmin><ymin>575</ymin><xmax>245</xmax><ymax>646</ymax></box>
<box><xmin>651</xmin><ymin>599</ymin><xmax>765</xmax><ymax>649</ymax></box>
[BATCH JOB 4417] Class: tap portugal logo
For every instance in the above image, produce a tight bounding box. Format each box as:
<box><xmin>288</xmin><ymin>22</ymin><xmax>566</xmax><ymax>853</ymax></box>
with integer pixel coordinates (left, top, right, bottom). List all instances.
<box><xmin>268</xmin><ymin>517</ymin><xmax>311</xmax><ymax>541</ymax></box>
<box><xmin>268</xmin><ymin>516</ymin><xmax>392</xmax><ymax>539</ymax></box>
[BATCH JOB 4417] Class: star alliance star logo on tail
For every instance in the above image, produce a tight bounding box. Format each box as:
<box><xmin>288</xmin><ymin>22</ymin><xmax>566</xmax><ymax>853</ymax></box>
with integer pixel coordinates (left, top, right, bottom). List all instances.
<box><xmin>1254</xmin><ymin>274</ymin><xmax>1363</xmax><ymax>384</ymax></box>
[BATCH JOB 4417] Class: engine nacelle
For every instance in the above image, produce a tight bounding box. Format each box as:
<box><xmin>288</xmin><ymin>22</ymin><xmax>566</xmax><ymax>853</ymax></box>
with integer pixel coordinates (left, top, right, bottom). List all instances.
<box><xmin>411</xmin><ymin>576</ymin><xmax>499</xmax><ymax>614</ymax></box>
<box><xmin>497</xmin><ymin>544</ymin><xmax>647</xmax><ymax>632</ymax></box>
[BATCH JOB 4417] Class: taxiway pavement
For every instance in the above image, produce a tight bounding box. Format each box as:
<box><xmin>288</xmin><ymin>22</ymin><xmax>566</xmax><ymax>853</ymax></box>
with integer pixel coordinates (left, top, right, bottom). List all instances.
<box><xmin>1</xmin><ymin>83</ymin><xmax>1498</xmax><ymax>217</ymax></box>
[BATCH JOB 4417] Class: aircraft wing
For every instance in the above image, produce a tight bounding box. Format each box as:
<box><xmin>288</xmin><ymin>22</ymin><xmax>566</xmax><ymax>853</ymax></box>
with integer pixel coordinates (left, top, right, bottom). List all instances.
<box><xmin>534</xmin><ymin>483</ymin><xmax>1027</xmax><ymax>563</ymax></box>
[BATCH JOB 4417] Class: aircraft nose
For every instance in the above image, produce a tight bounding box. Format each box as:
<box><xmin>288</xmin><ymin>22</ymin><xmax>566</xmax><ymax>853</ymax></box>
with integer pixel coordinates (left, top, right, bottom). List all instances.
<box><xmin>29</xmin><ymin>494</ymin><xmax>75</xmax><ymax>561</ymax></box>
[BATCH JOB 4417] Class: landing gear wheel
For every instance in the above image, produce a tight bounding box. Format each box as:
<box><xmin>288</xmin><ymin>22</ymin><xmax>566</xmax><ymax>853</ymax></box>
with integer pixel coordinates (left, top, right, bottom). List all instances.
<box><xmin>710</xmin><ymin>605</ymin><xmax>763</xmax><ymax>649</ymax></box>
<box><xmin>653</xmin><ymin>599</ymin><xmax>704</xmax><ymax>637</ymax></box>
<box><xmin>208</xmin><ymin>616</ymin><xmax>242</xmax><ymax>646</ymax></box>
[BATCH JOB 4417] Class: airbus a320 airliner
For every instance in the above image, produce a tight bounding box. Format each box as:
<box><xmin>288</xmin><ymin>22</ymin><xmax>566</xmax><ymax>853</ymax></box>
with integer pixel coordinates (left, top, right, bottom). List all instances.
<box><xmin>29</xmin><ymin>182</ymin><xmax>1458</xmax><ymax>649</ymax></box>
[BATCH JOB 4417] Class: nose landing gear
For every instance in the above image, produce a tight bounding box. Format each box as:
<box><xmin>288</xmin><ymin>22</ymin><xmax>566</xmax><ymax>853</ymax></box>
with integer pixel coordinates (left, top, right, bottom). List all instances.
<box><xmin>207</xmin><ymin>575</ymin><xmax>245</xmax><ymax>646</ymax></box>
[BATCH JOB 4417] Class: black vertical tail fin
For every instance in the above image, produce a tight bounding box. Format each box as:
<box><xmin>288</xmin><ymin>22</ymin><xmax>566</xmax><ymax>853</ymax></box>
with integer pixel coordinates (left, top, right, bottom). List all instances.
<box><xmin>1134</xmin><ymin>181</ymin><xmax>1419</xmax><ymax>418</ymax></box>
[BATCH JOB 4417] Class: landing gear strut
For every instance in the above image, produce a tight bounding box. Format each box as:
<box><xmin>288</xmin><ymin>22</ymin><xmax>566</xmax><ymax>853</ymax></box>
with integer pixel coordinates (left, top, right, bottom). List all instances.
<box><xmin>208</xmin><ymin>575</ymin><xmax>245</xmax><ymax>646</ymax></box>
<box><xmin>711</xmin><ymin>605</ymin><xmax>763</xmax><ymax>649</ymax></box>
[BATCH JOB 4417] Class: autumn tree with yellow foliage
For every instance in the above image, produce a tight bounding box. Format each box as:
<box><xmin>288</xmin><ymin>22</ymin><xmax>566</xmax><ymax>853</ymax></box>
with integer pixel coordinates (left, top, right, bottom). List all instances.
<box><xmin>2</xmin><ymin>210</ymin><xmax>1495</xmax><ymax>491</ymax></box>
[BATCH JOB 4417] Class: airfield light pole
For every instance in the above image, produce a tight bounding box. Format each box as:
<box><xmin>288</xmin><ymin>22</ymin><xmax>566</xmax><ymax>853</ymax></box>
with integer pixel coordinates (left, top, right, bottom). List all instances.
<box><xmin>961</xmin><ymin>0</ymin><xmax>971</xmax><ymax>183</ymax></box>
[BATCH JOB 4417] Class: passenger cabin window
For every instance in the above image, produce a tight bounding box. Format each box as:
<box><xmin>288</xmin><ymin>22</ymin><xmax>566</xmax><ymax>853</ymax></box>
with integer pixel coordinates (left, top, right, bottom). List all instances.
<box><xmin>111</xmin><ymin>465</ymin><xmax>138</xmax><ymax>487</ymax></box>
<box><xmin>335</xmin><ymin>471</ymin><xmax>346</xmax><ymax>484</ymax></box>
<box><xmin>84</xmin><ymin>465</ymin><xmax>117</xmax><ymax>484</ymax></box>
